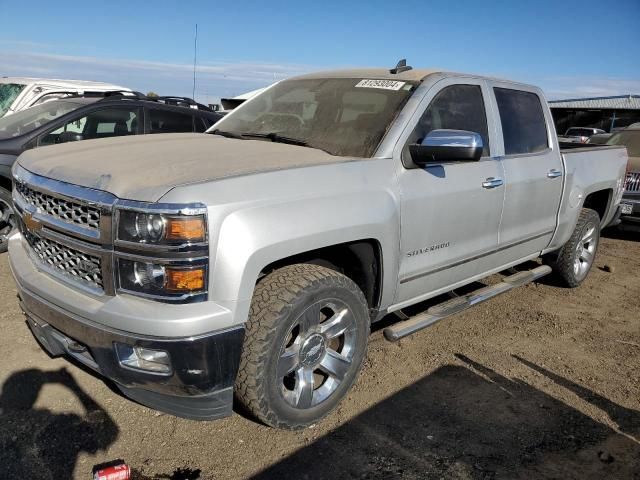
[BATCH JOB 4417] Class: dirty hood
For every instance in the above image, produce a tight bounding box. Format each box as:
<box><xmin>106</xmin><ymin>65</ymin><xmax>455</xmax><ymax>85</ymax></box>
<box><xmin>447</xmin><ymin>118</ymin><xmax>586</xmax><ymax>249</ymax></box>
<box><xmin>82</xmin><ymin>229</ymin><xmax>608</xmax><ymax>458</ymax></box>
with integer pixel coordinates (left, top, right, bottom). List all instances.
<box><xmin>17</xmin><ymin>133</ymin><xmax>350</xmax><ymax>202</ymax></box>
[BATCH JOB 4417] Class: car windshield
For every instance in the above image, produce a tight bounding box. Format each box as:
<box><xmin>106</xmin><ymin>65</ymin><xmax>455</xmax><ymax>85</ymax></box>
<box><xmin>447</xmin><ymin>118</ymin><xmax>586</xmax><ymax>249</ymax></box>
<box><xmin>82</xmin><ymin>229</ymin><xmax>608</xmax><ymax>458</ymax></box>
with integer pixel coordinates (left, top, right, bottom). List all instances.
<box><xmin>0</xmin><ymin>100</ymin><xmax>81</xmax><ymax>139</ymax></box>
<box><xmin>607</xmin><ymin>130</ymin><xmax>640</xmax><ymax>157</ymax></box>
<box><xmin>0</xmin><ymin>83</ymin><xmax>27</xmax><ymax>117</ymax></box>
<box><xmin>211</xmin><ymin>78</ymin><xmax>417</xmax><ymax>157</ymax></box>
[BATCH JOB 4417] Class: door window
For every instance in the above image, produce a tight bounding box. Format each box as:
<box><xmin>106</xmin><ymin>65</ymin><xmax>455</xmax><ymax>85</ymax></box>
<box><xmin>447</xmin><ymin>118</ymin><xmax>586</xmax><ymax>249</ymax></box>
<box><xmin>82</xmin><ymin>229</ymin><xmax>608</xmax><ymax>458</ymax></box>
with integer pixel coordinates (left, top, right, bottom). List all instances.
<box><xmin>407</xmin><ymin>84</ymin><xmax>490</xmax><ymax>158</ymax></box>
<box><xmin>493</xmin><ymin>88</ymin><xmax>548</xmax><ymax>155</ymax></box>
<box><xmin>39</xmin><ymin>108</ymin><xmax>139</xmax><ymax>145</ymax></box>
<box><xmin>149</xmin><ymin>109</ymin><xmax>194</xmax><ymax>133</ymax></box>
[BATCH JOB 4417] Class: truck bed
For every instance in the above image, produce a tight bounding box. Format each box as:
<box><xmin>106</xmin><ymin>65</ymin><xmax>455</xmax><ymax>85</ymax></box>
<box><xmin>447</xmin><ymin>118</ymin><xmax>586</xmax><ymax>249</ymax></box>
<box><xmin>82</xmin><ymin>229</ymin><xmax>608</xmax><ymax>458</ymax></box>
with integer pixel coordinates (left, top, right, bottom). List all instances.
<box><xmin>553</xmin><ymin>145</ymin><xmax>628</xmax><ymax>243</ymax></box>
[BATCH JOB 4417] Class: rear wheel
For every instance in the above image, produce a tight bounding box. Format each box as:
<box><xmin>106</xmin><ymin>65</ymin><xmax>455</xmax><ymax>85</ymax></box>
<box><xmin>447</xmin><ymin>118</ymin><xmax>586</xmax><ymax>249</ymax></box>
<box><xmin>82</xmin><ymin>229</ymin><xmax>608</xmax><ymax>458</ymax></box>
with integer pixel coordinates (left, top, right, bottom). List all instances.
<box><xmin>235</xmin><ymin>264</ymin><xmax>370</xmax><ymax>429</ymax></box>
<box><xmin>547</xmin><ymin>208</ymin><xmax>600</xmax><ymax>287</ymax></box>
<box><xmin>0</xmin><ymin>187</ymin><xmax>16</xmax><ymax>254</ymax></box>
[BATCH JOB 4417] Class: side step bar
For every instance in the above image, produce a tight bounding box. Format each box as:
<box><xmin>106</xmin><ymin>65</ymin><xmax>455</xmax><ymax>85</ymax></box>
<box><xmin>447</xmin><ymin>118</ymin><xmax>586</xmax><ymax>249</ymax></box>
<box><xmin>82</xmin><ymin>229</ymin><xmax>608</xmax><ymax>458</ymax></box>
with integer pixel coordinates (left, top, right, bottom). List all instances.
<box><xmin>383</xmin><ymin>265</ymin><xmax>552</xmax><ymax>342</ymax></box>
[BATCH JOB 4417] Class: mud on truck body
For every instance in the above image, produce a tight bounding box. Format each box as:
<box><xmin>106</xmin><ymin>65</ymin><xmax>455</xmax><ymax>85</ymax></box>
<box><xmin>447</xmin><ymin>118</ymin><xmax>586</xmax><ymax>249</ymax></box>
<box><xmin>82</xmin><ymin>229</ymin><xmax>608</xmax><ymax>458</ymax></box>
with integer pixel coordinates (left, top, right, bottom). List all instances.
<box><xmin>9</xmin><ymin>62</ymin><xmax>627</xmax><ymax>429</ymax></box>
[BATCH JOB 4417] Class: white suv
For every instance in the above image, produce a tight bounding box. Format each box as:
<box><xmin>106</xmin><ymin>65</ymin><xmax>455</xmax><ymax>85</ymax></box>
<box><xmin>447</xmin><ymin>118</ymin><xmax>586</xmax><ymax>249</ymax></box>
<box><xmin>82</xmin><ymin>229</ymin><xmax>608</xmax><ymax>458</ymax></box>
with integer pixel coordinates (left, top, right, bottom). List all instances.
<box><xmin>0</xmin><ymin>77</ymin><xmax>130</xmax><ymax>118</ymax></box>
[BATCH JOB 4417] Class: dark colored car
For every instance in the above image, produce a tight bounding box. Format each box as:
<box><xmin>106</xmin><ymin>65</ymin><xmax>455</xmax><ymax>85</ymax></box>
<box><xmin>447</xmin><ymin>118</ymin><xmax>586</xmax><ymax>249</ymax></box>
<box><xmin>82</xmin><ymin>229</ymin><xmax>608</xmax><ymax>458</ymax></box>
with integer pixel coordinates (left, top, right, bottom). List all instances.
<box><xmin>0</xmin><ymin>94</ymin><xmax>222</xmax><ymax>252</ymax></box>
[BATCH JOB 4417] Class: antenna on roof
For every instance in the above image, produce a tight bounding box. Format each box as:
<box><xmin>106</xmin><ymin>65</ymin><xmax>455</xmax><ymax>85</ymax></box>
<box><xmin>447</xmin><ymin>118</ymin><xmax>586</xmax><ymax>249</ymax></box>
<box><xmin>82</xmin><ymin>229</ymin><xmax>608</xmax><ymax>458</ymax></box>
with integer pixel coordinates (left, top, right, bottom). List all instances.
<box><xmin>390</xmin><ymin>59</ymin><xmax>412</xmax><ymax>74</ymax></box>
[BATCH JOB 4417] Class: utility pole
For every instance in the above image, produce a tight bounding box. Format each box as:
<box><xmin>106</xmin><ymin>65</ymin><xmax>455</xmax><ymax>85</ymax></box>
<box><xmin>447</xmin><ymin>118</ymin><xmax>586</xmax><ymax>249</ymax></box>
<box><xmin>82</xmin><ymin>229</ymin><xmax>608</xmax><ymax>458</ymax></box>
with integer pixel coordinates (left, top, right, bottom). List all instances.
<box><xmin>192</xmin><ymin>23</ymin><xmax>198</xmax><ymax>99</ymax></box>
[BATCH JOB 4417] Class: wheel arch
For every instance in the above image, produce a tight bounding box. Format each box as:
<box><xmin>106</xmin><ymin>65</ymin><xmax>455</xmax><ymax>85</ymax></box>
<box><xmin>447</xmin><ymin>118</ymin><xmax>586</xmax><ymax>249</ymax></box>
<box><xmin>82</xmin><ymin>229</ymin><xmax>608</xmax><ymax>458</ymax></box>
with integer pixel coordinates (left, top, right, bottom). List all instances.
<box><xmin>582</xmin><ymin>188</ymin><xmax>612</xmax><ymax>224</ymax></box>
<box><xmin>259</xmin><ymin>239</ymin><xmax>384</xmax><ymax>318</ymax></box>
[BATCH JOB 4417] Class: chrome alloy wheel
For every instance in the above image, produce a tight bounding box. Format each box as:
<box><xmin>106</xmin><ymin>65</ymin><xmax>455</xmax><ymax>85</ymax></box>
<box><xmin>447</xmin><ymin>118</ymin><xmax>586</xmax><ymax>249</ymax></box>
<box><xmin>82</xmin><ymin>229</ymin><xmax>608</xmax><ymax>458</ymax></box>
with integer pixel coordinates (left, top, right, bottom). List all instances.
<box><xmin>0</xmin><ymin>196</ymin><xmax>16</xmax><ymax>252</ymax></box>
<box><xmin>278</xmin><ymin>299</ymin><xmax>357</xmax><ymax>409</ymax></box>
<box><xmin>573</xmin><ymin>222</ymin><xmax>597</xmax><ymax>280</ymax></box>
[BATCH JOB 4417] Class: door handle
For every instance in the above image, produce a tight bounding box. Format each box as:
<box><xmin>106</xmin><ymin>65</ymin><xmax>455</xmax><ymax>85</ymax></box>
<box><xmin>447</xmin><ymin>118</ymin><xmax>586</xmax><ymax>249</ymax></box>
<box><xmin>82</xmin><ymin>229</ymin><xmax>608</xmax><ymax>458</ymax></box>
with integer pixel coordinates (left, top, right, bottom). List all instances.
<box><xmin>482</xmin><ymin>177</ymin><xmax>504</xmax><ymax>189</ymax></box>
<box><xmin>547</xmin><ymin>169</ymin><xmax>563</xmax><ymax>178</ymax></box>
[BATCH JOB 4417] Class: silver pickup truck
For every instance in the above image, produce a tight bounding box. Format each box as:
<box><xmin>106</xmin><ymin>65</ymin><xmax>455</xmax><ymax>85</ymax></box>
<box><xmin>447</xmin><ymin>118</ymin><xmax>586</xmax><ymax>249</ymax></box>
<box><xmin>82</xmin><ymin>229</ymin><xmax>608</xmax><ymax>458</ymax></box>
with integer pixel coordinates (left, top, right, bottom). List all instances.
<box><xmin>8</xmin><ymin>62</ymin><xmax>628</xmax><ymax>430</ymax></box>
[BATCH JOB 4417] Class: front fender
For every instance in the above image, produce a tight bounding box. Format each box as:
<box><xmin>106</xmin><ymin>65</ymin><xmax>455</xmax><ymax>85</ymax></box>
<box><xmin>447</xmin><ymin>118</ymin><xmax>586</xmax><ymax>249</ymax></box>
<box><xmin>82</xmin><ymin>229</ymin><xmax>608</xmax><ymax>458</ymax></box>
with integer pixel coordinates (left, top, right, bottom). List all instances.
<box><xmin>210</xmin><ymin>190</ymin><xmax>400</xmax><ymax>326</ymax></box>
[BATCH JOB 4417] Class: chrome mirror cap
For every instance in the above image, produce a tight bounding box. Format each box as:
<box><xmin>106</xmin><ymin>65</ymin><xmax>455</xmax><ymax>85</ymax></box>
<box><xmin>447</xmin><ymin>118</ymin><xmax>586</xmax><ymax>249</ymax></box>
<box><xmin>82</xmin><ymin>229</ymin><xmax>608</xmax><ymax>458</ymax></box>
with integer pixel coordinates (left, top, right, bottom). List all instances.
<box><xmin>411</xmin><ymin>129</ymin><xmax>484</xmax><ymax>165</ymax></box>
<box><xmin>421</xmin><ymin>129</ymin><xmax>483</xmax><ymax>149</ymax></box>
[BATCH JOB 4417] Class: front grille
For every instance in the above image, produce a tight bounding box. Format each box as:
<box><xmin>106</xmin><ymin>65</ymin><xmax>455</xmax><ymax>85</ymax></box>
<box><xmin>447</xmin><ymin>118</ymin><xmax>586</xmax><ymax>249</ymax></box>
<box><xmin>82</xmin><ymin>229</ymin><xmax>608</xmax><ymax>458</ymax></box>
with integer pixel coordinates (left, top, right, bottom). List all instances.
<box><xmin>25</xmin><ymin>231</ymin><xmax>103</xmax><ymax>290</ymax></box>
<box><xmin>625</xmin><ymin>172</ymin><xmax>640</xmax><ymax>193</ymax></box>
<box><xmin>16</xmin><ymin>182</ymin><xmax>101</xmax><ymax>230</ymax></box>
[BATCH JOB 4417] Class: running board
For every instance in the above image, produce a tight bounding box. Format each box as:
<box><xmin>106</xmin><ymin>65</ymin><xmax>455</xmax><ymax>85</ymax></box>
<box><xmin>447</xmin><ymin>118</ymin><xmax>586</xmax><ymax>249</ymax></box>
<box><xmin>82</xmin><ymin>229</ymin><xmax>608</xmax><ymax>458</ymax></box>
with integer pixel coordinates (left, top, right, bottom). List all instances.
<box><xmin>383</xmin><ymin>265</ymin><xmax>552</xmax><ymax>342</ymax></box>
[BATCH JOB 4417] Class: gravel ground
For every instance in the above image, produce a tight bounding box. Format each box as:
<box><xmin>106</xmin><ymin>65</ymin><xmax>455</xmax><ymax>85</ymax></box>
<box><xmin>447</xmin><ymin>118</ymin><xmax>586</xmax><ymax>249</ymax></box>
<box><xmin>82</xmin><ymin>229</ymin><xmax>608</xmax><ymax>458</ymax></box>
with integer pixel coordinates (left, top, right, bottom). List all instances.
<box><xmin>0</xmin><ymin>230</ymin><xmax>639</xmax><ymax>480</ymax></box>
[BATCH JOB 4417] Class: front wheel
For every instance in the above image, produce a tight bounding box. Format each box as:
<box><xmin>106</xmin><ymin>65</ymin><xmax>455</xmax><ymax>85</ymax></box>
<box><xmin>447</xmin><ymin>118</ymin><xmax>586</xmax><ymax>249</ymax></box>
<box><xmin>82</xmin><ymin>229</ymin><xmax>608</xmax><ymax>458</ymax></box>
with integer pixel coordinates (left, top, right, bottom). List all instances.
<box><xmin>547</xmin><ymin>208</ymin><xmax>600</xmax><ymax>287</ymax></box>
<box><xmin>0</xmin><ymin>187</ymin><xmax>17</xmax><ymax>254</ymax></box>
<box><xmin>235</xmin><ymin>264</ymin><xmax>370</xmax><ymax>429</ymax></box>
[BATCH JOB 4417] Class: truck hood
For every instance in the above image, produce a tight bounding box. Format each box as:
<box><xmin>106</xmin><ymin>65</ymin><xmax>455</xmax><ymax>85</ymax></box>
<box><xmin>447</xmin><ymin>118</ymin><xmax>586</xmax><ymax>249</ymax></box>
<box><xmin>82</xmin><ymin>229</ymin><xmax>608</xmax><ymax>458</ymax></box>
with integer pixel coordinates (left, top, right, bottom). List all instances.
<box><xmin>17</xmin><ymin>133</ymin><xmax>351</xmax><ymax>202</ymax></box>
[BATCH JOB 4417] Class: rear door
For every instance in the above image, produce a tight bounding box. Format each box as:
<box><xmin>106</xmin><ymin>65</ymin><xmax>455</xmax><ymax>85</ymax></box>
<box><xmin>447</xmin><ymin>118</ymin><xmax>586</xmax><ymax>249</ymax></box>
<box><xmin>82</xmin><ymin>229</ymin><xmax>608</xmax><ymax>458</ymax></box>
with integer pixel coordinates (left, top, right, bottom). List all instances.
<box><xmin>488</xmin><ymin>83</ymin><xmax>563</xmax><ymax>262</ymax></box>
<box><xmin>395</xmin><ymin>78</ymin><xmax>506</xmax><ymax>306</ymax></box>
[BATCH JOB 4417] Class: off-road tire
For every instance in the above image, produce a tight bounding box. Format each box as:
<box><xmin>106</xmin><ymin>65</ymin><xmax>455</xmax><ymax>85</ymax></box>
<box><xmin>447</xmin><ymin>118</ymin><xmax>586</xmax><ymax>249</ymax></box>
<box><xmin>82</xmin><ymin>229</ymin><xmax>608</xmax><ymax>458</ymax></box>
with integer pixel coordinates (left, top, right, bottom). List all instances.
<box><xmin>0</xmin><ymin>187</ymin><xmax>16</xmax><ymax>254</ymax></box>
<box><xmin>235</xmin><ymin>264</ymin><xmax>370</xmax><ymax>430</ymax></box>
<box><xmin>548</xmin><ymin>208</ymin><xmax>600</xmax><ymax>288</ymax></box>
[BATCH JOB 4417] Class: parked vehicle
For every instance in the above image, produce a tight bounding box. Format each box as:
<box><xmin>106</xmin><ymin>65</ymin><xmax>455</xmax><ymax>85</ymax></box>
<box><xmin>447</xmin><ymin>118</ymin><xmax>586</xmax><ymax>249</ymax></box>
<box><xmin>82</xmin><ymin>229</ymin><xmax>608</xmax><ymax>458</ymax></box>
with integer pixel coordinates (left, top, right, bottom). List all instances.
<box><xmin>558</xmin><ymin>126</ymin><xmax>606</xmax><ymax>144</ymax></box>
<box><xmin>587</xmin><ymin>133</ymin><xmax>612</xmax><ymax>145</ymax></box>
<box><xmin>607</xmin><ymin>125</ymin><xmax>640</xmax><ymax>222</ymax></box>
<box><xmin>0</xmin><ymin>77</ymin><xmax>131</xmax><ymax>118</ymax></box>
<box><xmin>0</xmin><ymin>93</ymin><xmax>222</xmax><ymax>252</ymax></box>
<box><xmin>8</xmin><ymin>62</ymin><xmax>627</xmax><ymax>429</ymax></box>
<box><xmin>219</xmin><ymin>87</ymin><xmax>267</xmax><ymax>113</ymax></box>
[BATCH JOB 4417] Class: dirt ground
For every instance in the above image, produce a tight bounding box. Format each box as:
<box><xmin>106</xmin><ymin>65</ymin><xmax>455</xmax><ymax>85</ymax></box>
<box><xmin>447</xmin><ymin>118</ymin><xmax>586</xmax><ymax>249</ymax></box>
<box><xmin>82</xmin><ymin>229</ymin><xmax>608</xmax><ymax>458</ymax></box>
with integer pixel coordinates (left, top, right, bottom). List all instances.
<box><xmin>0</xmin><ymin>230</ymin><xmax>639</xmax><ymax>480</ymax></box>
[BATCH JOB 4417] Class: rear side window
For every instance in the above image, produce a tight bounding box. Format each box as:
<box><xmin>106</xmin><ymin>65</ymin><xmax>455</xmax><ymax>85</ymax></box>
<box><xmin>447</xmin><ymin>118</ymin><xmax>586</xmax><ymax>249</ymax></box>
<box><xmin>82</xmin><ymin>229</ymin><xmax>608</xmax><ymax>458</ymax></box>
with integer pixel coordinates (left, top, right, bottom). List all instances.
<box><xmin>494</xmin><ymin>88</ymin><xmax>548</xmax><ymax>155</ymax></box>
<box><xmin>149</xmin><ymin>109</ymin><xmax>194</xmax><ymax>133</ymax></box>
<box><xmin>409</xmin><ymin>84</ymin><xmax>490</xmax><ymax>157</ymax></box>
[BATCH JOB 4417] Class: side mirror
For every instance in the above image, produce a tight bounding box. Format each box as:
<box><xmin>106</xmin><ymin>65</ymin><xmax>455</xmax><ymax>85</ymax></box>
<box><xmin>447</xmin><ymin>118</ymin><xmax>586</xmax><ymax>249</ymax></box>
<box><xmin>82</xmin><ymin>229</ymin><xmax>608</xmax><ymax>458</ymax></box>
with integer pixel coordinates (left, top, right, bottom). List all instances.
<box><xmin>57</xmin><ymin>131</ymin><xmax>85</xmax><ymax>143</ymax></box>
<box><xmin>410</xmin><ymin>129</ymin><xmax>483</xmax><ymax>166</ymax></box>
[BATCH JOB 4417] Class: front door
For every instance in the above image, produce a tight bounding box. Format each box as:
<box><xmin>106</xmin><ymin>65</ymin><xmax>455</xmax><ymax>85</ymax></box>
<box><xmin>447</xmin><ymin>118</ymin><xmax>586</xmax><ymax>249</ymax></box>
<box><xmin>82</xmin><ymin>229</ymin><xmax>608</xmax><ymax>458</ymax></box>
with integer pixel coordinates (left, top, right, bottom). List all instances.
<box><xmin>395</xmin><ymin>79</ymin><xmax>505</xmax><ymax>307</ymax></box>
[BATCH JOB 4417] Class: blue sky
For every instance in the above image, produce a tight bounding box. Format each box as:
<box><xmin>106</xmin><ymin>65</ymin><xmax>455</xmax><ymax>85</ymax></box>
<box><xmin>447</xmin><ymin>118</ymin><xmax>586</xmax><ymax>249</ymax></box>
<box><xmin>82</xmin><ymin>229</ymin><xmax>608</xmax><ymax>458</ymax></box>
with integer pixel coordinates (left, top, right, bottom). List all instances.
<box><xmin>1</xmin><ymin>0</ymin><xmax>639</xmax><ymax>102</ymax></box>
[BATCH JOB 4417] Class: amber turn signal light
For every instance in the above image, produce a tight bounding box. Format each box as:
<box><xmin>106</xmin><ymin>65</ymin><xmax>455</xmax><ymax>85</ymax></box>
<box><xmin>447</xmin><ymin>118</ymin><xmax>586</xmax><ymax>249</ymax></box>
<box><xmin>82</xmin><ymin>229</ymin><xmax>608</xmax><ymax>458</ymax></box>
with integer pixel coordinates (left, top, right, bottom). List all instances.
<box><xmin>165</xmin><ymin>217</ymin><xmax>206</xmax><ymax>242</ymax></box>
<box><xmin>165</xmin><ymin>268</ymin><xmax>206</xmax><ymax>292</ymax></box>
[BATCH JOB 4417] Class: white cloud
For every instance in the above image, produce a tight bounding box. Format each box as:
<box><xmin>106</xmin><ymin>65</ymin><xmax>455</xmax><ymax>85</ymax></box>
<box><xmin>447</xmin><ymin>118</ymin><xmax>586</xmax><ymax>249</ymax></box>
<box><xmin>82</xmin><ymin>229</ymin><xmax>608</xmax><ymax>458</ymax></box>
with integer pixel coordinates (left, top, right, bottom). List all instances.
<box><xmin>0</xmin><ymin>50</ymin><xmax>320</xmax><ymax>103</ymax></box>
<box><xmin>536</xmin><ymin>76</ymin><xmax>640</xmax><ymax>100</ymax></box>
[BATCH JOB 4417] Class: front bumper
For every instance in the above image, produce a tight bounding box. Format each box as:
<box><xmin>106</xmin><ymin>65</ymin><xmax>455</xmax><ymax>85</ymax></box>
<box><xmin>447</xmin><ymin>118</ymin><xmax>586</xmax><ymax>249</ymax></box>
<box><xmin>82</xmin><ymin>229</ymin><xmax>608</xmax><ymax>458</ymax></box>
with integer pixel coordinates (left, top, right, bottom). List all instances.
<box><xmin>9</xmin><ymin>233</ymin><xmax>245</xmax><ymax>420</ymax></box>
<box><xmin>619</xmin><ymin>195</ymin><xmax>640</xmax><ymax>223</ymax></box>
<box><xmin>16</xmin><ymin>285</ymin><xmax>244</xmax><ymax>420</ymax></box>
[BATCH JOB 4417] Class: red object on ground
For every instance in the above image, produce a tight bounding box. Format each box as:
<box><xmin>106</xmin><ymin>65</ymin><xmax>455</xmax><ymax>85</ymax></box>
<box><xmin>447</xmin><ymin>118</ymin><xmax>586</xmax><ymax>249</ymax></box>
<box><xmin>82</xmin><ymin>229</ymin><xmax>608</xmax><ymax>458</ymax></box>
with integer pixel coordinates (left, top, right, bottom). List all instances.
<box><xmin>93</xmin><ymin>463</ymin><xmax>131</xmax><ymax>480</ymax></box>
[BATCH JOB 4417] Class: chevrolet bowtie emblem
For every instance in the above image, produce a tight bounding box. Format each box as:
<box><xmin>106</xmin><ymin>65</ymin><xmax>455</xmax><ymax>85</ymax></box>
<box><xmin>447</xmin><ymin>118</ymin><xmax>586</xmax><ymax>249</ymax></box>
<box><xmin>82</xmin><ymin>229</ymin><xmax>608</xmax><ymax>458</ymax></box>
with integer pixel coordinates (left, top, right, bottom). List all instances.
<box><xmin>23</xmin><ymin>212</ymin><xmax>42</xmax><ymax>232</ymax></box>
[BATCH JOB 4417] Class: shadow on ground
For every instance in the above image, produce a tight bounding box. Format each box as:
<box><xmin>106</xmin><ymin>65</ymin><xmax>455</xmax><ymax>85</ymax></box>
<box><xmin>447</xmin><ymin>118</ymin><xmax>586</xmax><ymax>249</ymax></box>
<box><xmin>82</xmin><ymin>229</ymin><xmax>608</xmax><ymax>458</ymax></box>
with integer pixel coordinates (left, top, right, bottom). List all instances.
<box><xmin>0</xmin><ymin>368</ymin><xmax>119</xmax><ymax>479</ymax></box>
<box><xmin>602</xmin><ymin>225</ymin><xmax>640</xmax><ymax>241</ymax></box>
<box><xmin>254</xmin><ymin>355</ymin><xmax>640</xmax><ymax>480</ymax></box>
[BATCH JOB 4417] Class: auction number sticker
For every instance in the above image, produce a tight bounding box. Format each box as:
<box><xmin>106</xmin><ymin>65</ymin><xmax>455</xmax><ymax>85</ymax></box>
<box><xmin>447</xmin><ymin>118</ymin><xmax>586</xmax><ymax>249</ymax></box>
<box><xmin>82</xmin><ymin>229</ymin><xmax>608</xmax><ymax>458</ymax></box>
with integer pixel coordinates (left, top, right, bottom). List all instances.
<box><xmin>355</xmin><ymin>79</ymin><xmax>406</xmax><ymax>90</ymax></box>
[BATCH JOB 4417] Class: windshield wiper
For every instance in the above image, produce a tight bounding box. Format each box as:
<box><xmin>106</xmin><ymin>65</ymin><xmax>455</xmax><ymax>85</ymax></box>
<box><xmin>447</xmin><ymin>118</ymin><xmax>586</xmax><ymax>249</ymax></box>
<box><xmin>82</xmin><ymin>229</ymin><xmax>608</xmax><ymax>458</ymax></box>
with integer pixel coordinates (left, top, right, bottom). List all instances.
<box><xmin>241</xmin><ymin>132</ymin><xmax>309</xmax><ymax>147</ymax></box>
<box><xmin>209</xmin><ymin>129</ymin><xmax>246</xmax><ymax>139</ymax></box>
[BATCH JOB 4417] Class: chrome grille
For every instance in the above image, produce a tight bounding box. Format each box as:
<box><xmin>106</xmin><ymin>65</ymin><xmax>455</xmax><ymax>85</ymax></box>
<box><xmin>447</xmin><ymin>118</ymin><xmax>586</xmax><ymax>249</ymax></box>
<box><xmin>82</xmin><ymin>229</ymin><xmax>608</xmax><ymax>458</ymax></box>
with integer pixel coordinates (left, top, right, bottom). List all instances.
<box><xmin>16</xmin><ymin>182</ymin><xmax>101</xmax><ymax>230</ymax></box>
<box><xmin>625</xmin><ymin>172</ymin><xmax>640</xmax><ymax>193</ymax></box>
<box><xmin>24</xmin><ymin>231</ymin><xmax>103</xmax><ymax>290</ymax></box>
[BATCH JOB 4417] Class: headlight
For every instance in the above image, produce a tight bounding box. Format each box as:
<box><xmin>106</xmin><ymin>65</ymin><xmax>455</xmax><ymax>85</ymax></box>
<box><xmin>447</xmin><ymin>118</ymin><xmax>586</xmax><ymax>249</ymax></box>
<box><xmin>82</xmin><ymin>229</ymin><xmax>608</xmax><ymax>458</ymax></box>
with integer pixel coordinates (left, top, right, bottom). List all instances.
<box><xmin>117</xmin><ymin>210</ymin><xmax>206</xmax><ymax>245</ymax></box>
<box><xmin>114</xmin><ymin>203</ymin><xmax>209</xmax><ymax>302</ymax></box>
<box><xmin>118</xmin><ymin>259</ymin><xmax>207</xmax><ymax>300</ymax></box>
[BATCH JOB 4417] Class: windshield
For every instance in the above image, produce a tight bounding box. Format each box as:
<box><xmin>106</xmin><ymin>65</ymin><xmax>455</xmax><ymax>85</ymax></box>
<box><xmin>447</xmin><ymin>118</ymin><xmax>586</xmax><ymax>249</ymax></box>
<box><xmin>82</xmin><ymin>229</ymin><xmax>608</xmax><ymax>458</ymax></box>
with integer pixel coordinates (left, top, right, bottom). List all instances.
<box><xmin>0</xmin><ymin>100</ymin><xmax>81</xmax><ymax>139</ymax></box>
<box><xmin>0</xmin><ymin>83</ymin><xmax>27</xmax><ymax>117</ymax></box>
<box><xmin>607</xmin><ymin>130</ymin><xmax>640</xmax><ymax>157</ymax></box>
<box><xmin>212</xmin><ymin>78</ymin><xmax>417</xmax><ymax>157</ymax></box>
